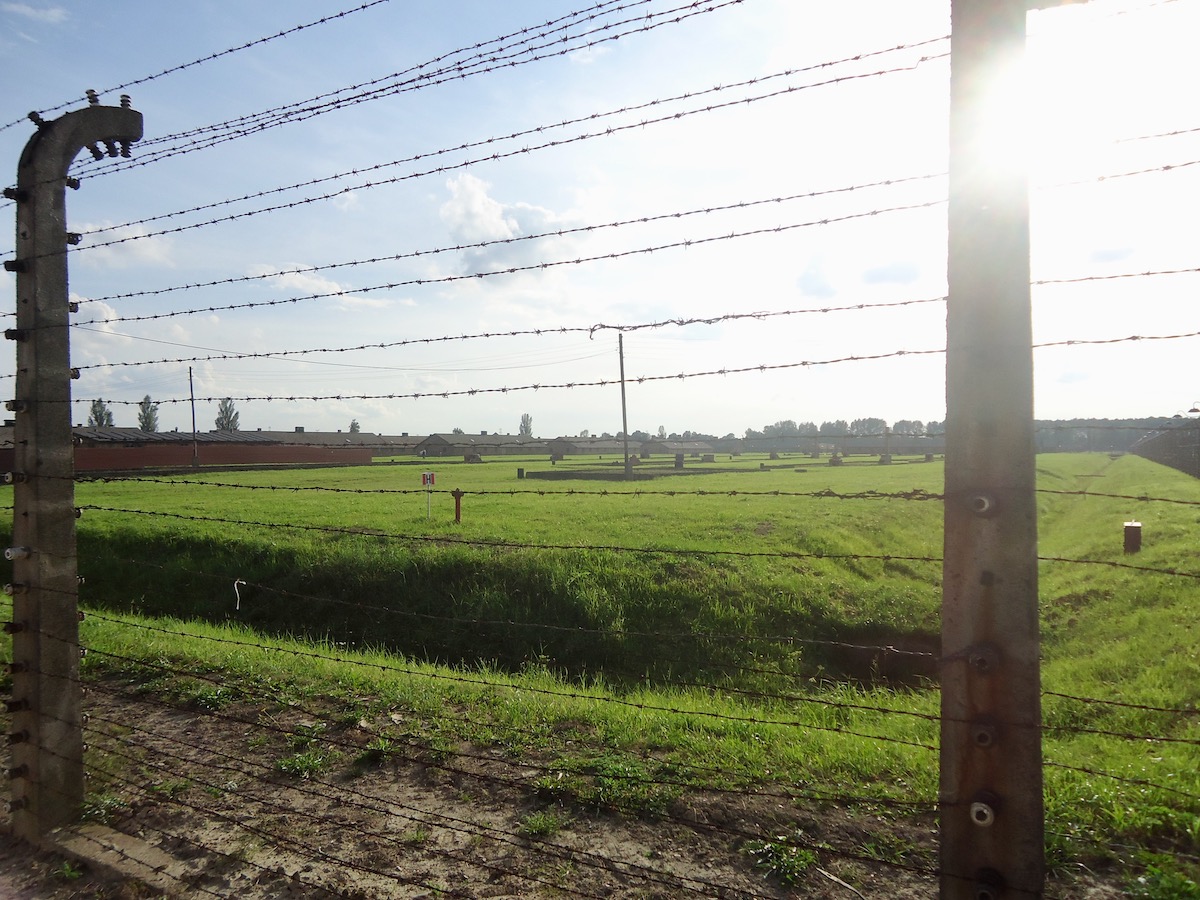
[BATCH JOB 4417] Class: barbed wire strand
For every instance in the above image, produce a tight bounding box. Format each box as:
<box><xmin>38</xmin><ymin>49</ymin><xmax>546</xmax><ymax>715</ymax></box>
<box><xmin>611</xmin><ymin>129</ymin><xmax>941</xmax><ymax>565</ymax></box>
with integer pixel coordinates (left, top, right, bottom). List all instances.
<box><xmin>66</xmin><ymin>504</ymin><xmax>1200</xmax><ymax>583</ymax></box>
<box><xmin>60</xmin><ymin>327</ymin><xmax>1200</xmax><ymax>404</ymax></box>
<box><xmin>71</xmin><ymin>616</ymin><xmax>940</xmax><ymax>752</ymax></box>
<box><xmin>69</xmin><ymin>201</ymin><xmax>946</xmax><ymax>325</ymax></box>
<box><xmin>66</xmin><ymin>0</ymin><xmax>755</xmax><ymax>181</ymax></box>
<box><xmin>79</xmin><ymin>713</ymin><xmax>779</xmax><ymax>899</ymax></box>
<box><xmin>72</xmin><ymin>501</ymin><xmax>943</xmax><ymax>566</ymax></box>
<box><xmin>70</xmin><ymin>294</ymin><xmax>947</xmax><ymax>372</ymax></box>
<box><xmin>71</xmin><ymin>640</ymin><xmax>1191</xmax><ymax>889</ymax></box>
<box><xmin>82</xmin><ymin>611</ymin><xmax>1200</xmax><ymax>748</ymax></box>
<box><xmin>56</xmin><ymin>67</ymin><xmax>948</xmax><ymax>274</ymax></box>
<box><xmin>72</xmin><ymin>655</ymin><xmax>933</xmax><ymax>813</ymax></box>
<box><xmin>91</xmin><ymin>555</ymin><xmax>938</xmax><ymax>659</ymax></box>
<box><xmin>79</xmin><ymin>173</ymin><xmax>946</xmax><ymax>303</ymax></box>
<box><xmin>72</xmin><ymin>473</ymin><xmax>1200</xmax><ymax>510</ymax></box>
<box><xmin>0</xmin><ymin>0</ymin><xmax>395</xmax><ymax>134</ymax></box>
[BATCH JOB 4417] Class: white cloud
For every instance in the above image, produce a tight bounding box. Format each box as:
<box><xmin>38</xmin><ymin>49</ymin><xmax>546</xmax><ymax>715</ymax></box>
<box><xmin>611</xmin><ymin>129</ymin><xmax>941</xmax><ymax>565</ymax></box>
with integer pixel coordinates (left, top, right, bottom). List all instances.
<box><xmin>337</xmin><ymin>295</ymin><xmax>404</xmax><ymax>310</ymax></box>
<box><xmin>245</xmin><ymin>264</ymin><xmax>404</xmax><ymax>312</ymax></box>
<box><xmin>438</xmin><ymin>174</ymin><xmax>581</xmax><ymax>277</ymax></box>
<box><xmin>252</xmin><ymin>267</ymin><xmax>343</xmax><ymax>296</ymax></box>
<box><xmin>1</xmin><ymin>3</ymin><xmax>66</xmax><ymax>24</ymax></box>
<box><xmin>71</xmin><ymin>297</ymin><xmax>124</xmax><ymax>333</ymax></box>
<box><xmin>568</xmin><ymin>45</ymin><xmax>612</xmax><ymax>65</ymax></box>
<box><xmin>439</xmin><ymin>174</ymin><xmax>519</xmax><ymax>244</ymax></box>
<box><xmin>75</xmin><ymin>222</ymin><xmax>173</xmax><ymax>269</ymax></box>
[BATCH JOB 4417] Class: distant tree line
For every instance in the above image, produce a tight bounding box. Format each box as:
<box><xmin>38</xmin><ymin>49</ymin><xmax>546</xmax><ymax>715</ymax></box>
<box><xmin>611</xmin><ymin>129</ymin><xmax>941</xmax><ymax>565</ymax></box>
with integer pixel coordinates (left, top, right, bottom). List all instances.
<box><xmin>741</xmin><ymin>418</ymin><xmax>944</xmax><ymax>439</ymax></box>
<box><xmin>69</xmin><ymin>404</ymin><xmax>1170</xmax><ymax>454</ymax></box>
<box><xmin>1033</xmin><ymin>417</ymin><xmax>1172</xmax><ymax>453</ymax></box>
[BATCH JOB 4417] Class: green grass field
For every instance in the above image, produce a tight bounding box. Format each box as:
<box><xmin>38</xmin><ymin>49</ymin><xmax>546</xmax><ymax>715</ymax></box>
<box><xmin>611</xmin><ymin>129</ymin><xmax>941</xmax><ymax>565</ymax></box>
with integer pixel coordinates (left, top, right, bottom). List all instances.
<box><xmin>3</xmin><ymin>450</ymin><xmax>1198</xmax><ymax>892</ymax></box>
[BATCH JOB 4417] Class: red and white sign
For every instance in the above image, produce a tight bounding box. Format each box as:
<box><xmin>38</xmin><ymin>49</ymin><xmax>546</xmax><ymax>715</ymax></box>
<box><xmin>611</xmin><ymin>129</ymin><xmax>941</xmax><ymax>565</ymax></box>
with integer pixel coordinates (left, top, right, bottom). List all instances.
<box><xmin>421</xmin><ymin>472</ymin><xmax>435</xmax><ymax>486</ymax></box>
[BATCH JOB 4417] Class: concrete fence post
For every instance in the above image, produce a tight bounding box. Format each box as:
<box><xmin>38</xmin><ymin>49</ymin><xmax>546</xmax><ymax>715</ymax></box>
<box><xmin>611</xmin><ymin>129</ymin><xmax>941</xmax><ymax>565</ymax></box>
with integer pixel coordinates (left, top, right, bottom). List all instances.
<box><xmin>942</xmin><ymin>1</ymin><xmax>1044</xmax><ymax>896</ymax></box>
<box><xmin>5</xmin><ymin>97</ymin><xmax>142</xmax><ymax>841</ymax></box>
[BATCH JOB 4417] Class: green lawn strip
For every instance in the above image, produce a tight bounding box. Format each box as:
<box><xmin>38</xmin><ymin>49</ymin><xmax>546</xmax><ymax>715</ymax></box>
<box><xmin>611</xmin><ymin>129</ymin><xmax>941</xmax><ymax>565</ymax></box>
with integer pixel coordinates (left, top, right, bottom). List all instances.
<box><xmin>77</xmin><ymin>607</ymin><xmax>937</xmax><ymax>804</ymax></box>
<box><xmin>67</xmin><ymin>604</ymin><xmax>1199</xmax><ymax>871</ymax></box>
<box><xmin>2</xmin><ymin>450</ymin><xmax>1198</xmax><ymax>884</ymax></box>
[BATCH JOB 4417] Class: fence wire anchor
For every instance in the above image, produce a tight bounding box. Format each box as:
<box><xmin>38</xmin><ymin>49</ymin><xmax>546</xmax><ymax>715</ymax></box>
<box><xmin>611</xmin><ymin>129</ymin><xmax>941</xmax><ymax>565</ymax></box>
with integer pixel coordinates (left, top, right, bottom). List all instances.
<box><xmin>970</xmin><ymin>794</ymin><xmax>999</xmax><ymax>828</ymax></box>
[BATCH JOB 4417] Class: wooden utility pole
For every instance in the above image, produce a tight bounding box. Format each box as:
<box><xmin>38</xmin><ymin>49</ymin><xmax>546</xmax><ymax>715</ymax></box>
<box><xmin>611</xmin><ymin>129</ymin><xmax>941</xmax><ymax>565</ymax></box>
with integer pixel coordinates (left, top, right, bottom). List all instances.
<box><xmin>5</xmin><ymin>95</ymin><xmax>142</xmax><ymax>841</ymax></box>
<box><xmin>189</xmin><ymin>366</ymin><xmax>200</xmax><ymax>467</ymax></box>
<box><xmin>618</xmin><ymin>334</ymin><xmax>631</xmax><ymax>480</ymax></box>
<box><xmin>942</xmin><ymin>1</ymin><xmax>1043</xmax><ymax>896</ymax></box>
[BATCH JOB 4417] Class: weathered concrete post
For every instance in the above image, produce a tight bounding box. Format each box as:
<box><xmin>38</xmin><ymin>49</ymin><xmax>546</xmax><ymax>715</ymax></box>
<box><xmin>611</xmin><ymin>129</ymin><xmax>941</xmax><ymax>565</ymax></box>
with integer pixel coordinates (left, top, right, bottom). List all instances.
<box><xmin>941</xmin><ymin>1</ymin><xmax>1043</xmax><ymax>896</ymax></box>
<box><xmin>5</xmin><ymin>96</ymin><xmax>142</xmax><ymax>841</ymax></box>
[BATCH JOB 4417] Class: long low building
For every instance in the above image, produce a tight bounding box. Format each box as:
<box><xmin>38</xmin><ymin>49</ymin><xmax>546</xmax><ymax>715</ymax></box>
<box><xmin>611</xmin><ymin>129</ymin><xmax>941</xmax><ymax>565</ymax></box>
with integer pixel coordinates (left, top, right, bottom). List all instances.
<box><xmin>0</xmin><ymin>427</ymin><xmax>374</xmax><ymax>471</ymax></box>
<box><xmin>412</xmin><ymin>433</ymin><xmax>550</xmax><ymax>457</ymax></box>
<box><xmin>253</xmin><ymin>429</ymin><xmax>426</xmax><ymax>455</ymax></box>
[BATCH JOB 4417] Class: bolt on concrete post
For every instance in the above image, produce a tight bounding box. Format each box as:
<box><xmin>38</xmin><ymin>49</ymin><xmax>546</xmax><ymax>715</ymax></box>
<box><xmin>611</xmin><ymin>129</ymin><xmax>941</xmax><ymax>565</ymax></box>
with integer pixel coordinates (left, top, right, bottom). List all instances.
<box><xmin>942</xmin><ymin>1</ymin><xmax>1044</xmax><ymax>897</ymax></box>
<box><xmin>7</xmin><ymin>99</ymin><xmax>142</xmax><ymax>841</ymax></box>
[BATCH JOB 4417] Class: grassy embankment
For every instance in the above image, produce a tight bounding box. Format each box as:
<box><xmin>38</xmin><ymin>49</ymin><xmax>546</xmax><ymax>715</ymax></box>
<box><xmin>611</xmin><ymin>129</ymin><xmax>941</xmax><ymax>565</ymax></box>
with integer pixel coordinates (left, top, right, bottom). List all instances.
<box><xmin>2</xmin><ymin>451</ymin><xmax>1197</xmax><ymax>889</ymax></box>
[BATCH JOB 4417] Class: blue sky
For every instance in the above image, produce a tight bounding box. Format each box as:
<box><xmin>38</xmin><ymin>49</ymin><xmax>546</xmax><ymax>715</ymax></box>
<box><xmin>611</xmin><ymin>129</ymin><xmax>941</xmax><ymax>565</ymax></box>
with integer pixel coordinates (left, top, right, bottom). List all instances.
<box><xmin>1</xmin><ymin>0</ymin><xmax>1197</xmax><ymax>437</ymax></box>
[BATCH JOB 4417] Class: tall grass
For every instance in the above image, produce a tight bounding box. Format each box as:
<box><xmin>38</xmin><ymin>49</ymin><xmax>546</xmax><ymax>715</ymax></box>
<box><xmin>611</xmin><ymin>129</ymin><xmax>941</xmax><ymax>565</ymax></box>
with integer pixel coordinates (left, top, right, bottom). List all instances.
<box><xmin>64</xmin><ymin>454</ymin><xmax>947</xmax><ymax>687</ymax></box>
<box><xmin>2</xmin><ymin>451</ymin><xmax>1198</xmax><ymax>878</ymax></box>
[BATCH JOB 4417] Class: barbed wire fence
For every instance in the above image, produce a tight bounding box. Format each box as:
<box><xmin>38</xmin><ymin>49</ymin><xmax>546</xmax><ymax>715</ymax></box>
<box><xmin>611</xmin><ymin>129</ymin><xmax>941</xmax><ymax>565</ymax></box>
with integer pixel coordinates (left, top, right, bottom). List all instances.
<box><xmin>3</xmin><ymin>0</ymin><xmax>1199</xmax><ymax>897</ymax></box>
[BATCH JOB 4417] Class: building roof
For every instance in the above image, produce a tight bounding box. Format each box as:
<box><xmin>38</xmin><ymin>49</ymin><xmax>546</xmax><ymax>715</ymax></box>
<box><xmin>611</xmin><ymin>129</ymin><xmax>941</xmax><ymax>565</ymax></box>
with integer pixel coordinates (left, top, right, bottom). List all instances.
<box><xmin>73</xmin><ymin>427</ymin><xmax>281</xmax><ymax>445</ymax></box>
<box><xmin>642</xmin><ymin>439</ymin><xmax>716</xmax><ymax>453</ymax></box>
<box><xmin>416</xmin><ymin>433</ymin><xmax>547</xmax><ymax>448</ymax></box>
<box><xmin>252</xmin><ymin>430</ymin><xmax>425</xmax><ymax>449</ymax></box>
<box><xmin>548</xmin><ymin>436</ymin><xmax>641</xmax><ymax>453</ymax></box>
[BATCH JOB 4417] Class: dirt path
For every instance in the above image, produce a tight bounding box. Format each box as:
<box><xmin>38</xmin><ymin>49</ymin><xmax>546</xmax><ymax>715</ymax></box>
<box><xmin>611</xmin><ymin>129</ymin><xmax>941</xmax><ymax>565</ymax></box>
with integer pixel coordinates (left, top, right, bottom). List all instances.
<box><xmin>0</xmin><ymin>683</ymin><xmax>1127</xmax><ymax>898</ymax></box>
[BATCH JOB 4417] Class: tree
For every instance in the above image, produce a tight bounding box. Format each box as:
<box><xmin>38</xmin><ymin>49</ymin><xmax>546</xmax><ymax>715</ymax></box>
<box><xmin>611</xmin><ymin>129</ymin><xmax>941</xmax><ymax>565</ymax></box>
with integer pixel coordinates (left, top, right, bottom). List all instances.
<box><xmin>349</xmin><ymin>419</ymin><xmax>361</xmax><ymax>433</ymax></box>
<box><xmin>519</xmin><ymin>413</ymin><xmax>533</xmax><ymax>437</ymax></box>
<box><xmin>214</xmin><ymin>398</ymin><xmax>240</xmax><ymax>431</ymax></box>
<box><xmin>137</xmin><ymin>395</ymin><xmax>159</xmax><ymax>432</ymax></box>
<box><xmin>892</xmin><ymin>419</ymin><xmax>924</xmax><ymax>436</ymax></box>
<box><xmin>452</xmin><ymin>427</ymin><xmax>464</xmax><ymax>435</ymax></box>
<box><xmin>819</xmin><ymin>420</ymin><xmax>849</xmax><ymax>437</ymax></box>
<box><xmin>87</xmin><ymin>399</ymin><xmax>114</xmax><ymax>427</ymax></box>
<box><xmin>578</xmin><ymin>429</ymin><xmax>590</xmax><ymax>438</ymax></box>
<box><xmin>656</xmin><ymin>425</ymin><xmax>667</xmax><ymax>439</ymax></box>
<box><xmin>763</xmin><ymin>420</ymin><xmax>799</xmax><ymax>437</ymax></box>
<box><xmin>849</xmin><ymin>417</ymin><xmax>887</xmax><ymax>436</ymax></box>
